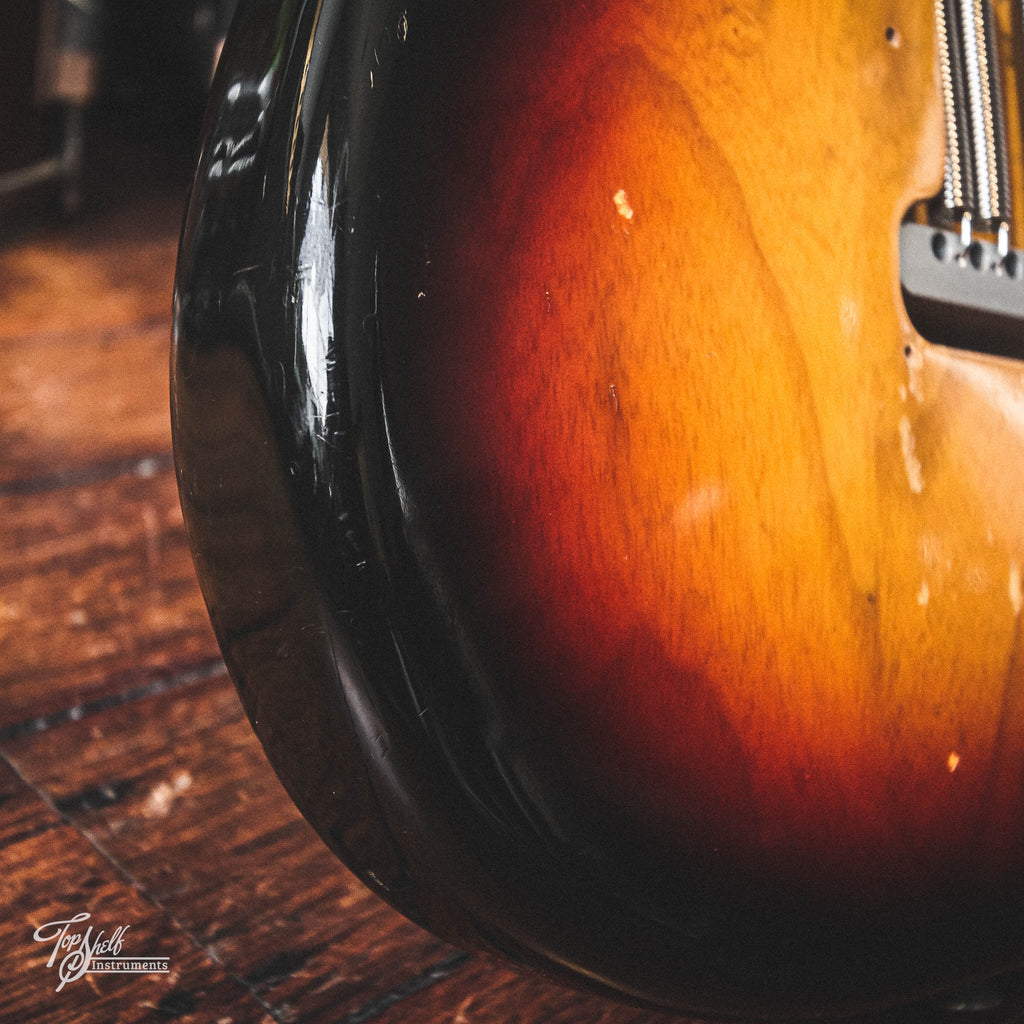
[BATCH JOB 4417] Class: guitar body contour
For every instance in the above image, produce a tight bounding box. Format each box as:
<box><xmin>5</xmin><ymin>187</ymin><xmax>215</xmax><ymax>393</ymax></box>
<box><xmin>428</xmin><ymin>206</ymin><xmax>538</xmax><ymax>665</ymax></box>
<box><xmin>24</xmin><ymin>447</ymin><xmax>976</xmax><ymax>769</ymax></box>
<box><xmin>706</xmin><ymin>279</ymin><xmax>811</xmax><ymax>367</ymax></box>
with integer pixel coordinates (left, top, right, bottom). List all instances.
<box><xmin>171</xmin><ymin>0</ymin><xmax>1024</xmax><ymax>1018</ymax></box>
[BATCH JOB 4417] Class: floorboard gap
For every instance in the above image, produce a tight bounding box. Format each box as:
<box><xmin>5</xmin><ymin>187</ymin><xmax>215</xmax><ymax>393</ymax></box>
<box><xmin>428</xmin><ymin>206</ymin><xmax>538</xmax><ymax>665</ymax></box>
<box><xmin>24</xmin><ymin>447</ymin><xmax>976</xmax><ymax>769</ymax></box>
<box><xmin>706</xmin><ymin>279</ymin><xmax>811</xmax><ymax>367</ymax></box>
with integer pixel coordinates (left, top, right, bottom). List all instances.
<box><xmin>0</xmin><ymin>657</ymin><xmax>226</xmax><ymax>743</ymax></box>
<box><xmin>0</xmin><ymin>451</ymin><xmax>174</xmax><ymax>498</ymax></box>
<box><xmin>338</xmin><ymin>952</ymin><xmax>474</xmax><ymax>1024</ymax></box>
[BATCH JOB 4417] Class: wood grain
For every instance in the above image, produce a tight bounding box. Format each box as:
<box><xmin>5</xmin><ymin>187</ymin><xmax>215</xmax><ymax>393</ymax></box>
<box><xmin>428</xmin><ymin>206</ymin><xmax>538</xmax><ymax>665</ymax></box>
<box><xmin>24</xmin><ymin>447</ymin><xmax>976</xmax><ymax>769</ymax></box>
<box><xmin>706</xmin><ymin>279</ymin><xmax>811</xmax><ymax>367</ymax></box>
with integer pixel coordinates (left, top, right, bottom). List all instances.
<box><xmin>0</xmin><ymin>321</ymin><xmax>174</xmax><ymax>486</ymax></box>
<box><xmin>0</xmin><ymin>187</ymin><xmax>182</xmax><ymax>341</ymax></box>
<box><xmin>387</xmin><ymin>0</ymin><xmax>1024</xmax><ymax>900</ymax></box>
<box><xmin>0</xmin><ymin>467</ymin><xmax>221</xmax><ymax>729</ymax></box>
<box><xmin>371</xmin><ymin>957</ymin><xmax>687</xmax><ymax>1024</ymax></box>
<box><xmin>3</xmin><ymin>674</ymin><xmax>463</xmax><ymax>1024</ymax></box>
<box><xmin>0</xmin><ymin>186</ymin><xmax>181</xmax><ymax>485</ymax></box>
<box><xmin>0</xmin><ymin>761</ymin><xmax>274</xmax><ymax>1024</ymax></box>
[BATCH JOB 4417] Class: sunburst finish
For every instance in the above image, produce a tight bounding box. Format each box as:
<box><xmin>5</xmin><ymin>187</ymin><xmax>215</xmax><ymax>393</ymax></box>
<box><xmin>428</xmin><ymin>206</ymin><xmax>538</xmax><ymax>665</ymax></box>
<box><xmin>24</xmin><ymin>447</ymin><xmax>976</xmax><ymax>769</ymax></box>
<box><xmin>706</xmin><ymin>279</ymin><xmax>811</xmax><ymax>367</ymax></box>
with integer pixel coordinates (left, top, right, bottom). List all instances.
<box><xmin>172</xmin><ymin>0</ymin><xmax>1024</xmax><ymax>1016</ymax></box>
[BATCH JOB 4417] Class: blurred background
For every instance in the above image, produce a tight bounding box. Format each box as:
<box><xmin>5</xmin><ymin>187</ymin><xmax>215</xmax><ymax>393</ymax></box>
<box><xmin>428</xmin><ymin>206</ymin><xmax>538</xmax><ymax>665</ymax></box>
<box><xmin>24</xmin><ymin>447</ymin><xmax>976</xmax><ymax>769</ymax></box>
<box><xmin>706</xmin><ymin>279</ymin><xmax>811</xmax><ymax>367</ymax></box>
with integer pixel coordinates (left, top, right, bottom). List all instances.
<box><xmin>0</xmin><ymin>0</ymin><xmax>237</xmax><ymax>226</ymax></box>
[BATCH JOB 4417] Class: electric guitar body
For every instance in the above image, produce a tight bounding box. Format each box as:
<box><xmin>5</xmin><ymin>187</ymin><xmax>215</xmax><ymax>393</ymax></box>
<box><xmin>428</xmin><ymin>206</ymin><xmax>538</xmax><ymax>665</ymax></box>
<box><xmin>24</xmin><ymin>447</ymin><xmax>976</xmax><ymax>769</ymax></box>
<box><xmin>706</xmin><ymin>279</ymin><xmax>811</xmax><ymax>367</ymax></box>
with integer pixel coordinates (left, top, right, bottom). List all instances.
<box><xmin>171</xmin><ymin>0</ymin><xmax>1024</xmax><ymax>1018</ymax></box>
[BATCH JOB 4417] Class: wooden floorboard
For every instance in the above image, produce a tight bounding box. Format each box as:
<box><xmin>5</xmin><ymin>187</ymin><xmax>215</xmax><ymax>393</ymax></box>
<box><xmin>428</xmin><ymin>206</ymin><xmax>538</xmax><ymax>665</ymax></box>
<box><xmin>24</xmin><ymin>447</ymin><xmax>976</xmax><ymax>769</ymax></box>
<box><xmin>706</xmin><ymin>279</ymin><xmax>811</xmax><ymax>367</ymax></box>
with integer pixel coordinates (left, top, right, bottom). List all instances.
<box><xmin>0</xmin><ymin>186</ymin><xmax>183</xmax><ymax>342</ymax></box>
<box><xmin>0</xmin><ymin>466</ymin><xmax>221</xmax><ymax>729</ymax></box>
<box><xmin>0</xmin><ymin>320</ymin><xmax>174</xmax><ymax>486</ymax></box>
<box><xmin>0</xmin><ymin>467</ymin><xmax>221</xmax><ymax>728</ymax></box>
<box><xmin>377</xmin><ymin>960</ymin><xmax>684</xmax><ymax>1024</ymax></box>
<box><xmin>3</xmin><ymin>673</ymin><xmax>461</xmax><ymax>1024</ymax></box>
<box><xmin>0</xmin><ymin>170</ymin><xmax>690</xmax><ymax>1022</ymax></box>
<box><xmin>0</xmin><ymin>759</ymin><xmax>274</xmax><ymax>1024</ymax></box>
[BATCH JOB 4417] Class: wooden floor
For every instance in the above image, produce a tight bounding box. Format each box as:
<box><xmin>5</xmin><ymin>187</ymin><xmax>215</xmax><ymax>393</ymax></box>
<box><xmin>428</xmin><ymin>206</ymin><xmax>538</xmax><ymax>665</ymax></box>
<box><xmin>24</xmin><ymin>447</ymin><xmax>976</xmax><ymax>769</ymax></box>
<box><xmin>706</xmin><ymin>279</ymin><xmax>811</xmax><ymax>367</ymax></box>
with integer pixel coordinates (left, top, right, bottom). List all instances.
<box><xmin>0</xmin><ymin>179</ymin><xmax>690</xmax><ymax>1023</ymax></box>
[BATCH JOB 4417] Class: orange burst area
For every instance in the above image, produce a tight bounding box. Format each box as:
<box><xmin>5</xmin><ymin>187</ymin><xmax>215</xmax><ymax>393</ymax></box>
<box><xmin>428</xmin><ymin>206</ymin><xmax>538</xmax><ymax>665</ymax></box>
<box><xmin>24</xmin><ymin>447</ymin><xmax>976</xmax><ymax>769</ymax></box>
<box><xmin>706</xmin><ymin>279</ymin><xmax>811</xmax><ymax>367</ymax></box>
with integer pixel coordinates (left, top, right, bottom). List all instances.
<box><xmin>397</xmin><ymin>0</ymin><xmax>1024</xmax><ymax>901</ymax></box>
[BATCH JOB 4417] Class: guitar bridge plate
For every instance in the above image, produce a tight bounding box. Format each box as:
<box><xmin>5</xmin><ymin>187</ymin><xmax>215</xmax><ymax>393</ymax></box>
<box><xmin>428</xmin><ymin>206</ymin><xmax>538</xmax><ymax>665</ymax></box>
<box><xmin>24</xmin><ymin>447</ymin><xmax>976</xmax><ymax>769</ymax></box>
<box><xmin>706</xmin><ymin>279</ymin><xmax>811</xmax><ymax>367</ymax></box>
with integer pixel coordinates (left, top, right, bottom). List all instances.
<box><xmin>900</xmin><ymin>221</ymin><xmax>1024</xmax><ymax>360</ymax></box>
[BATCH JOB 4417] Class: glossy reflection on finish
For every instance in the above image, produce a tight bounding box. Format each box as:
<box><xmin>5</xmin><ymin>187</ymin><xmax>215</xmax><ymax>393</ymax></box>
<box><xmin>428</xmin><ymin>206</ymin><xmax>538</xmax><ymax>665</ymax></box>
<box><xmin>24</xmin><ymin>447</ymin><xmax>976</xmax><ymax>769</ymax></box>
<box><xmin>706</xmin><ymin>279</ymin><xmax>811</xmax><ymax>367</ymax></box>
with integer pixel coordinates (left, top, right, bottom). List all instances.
<box><xmin>172</xmin><ymin>0</ymin><xmax>1024</xmax><ymax>1020</ymax></box>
